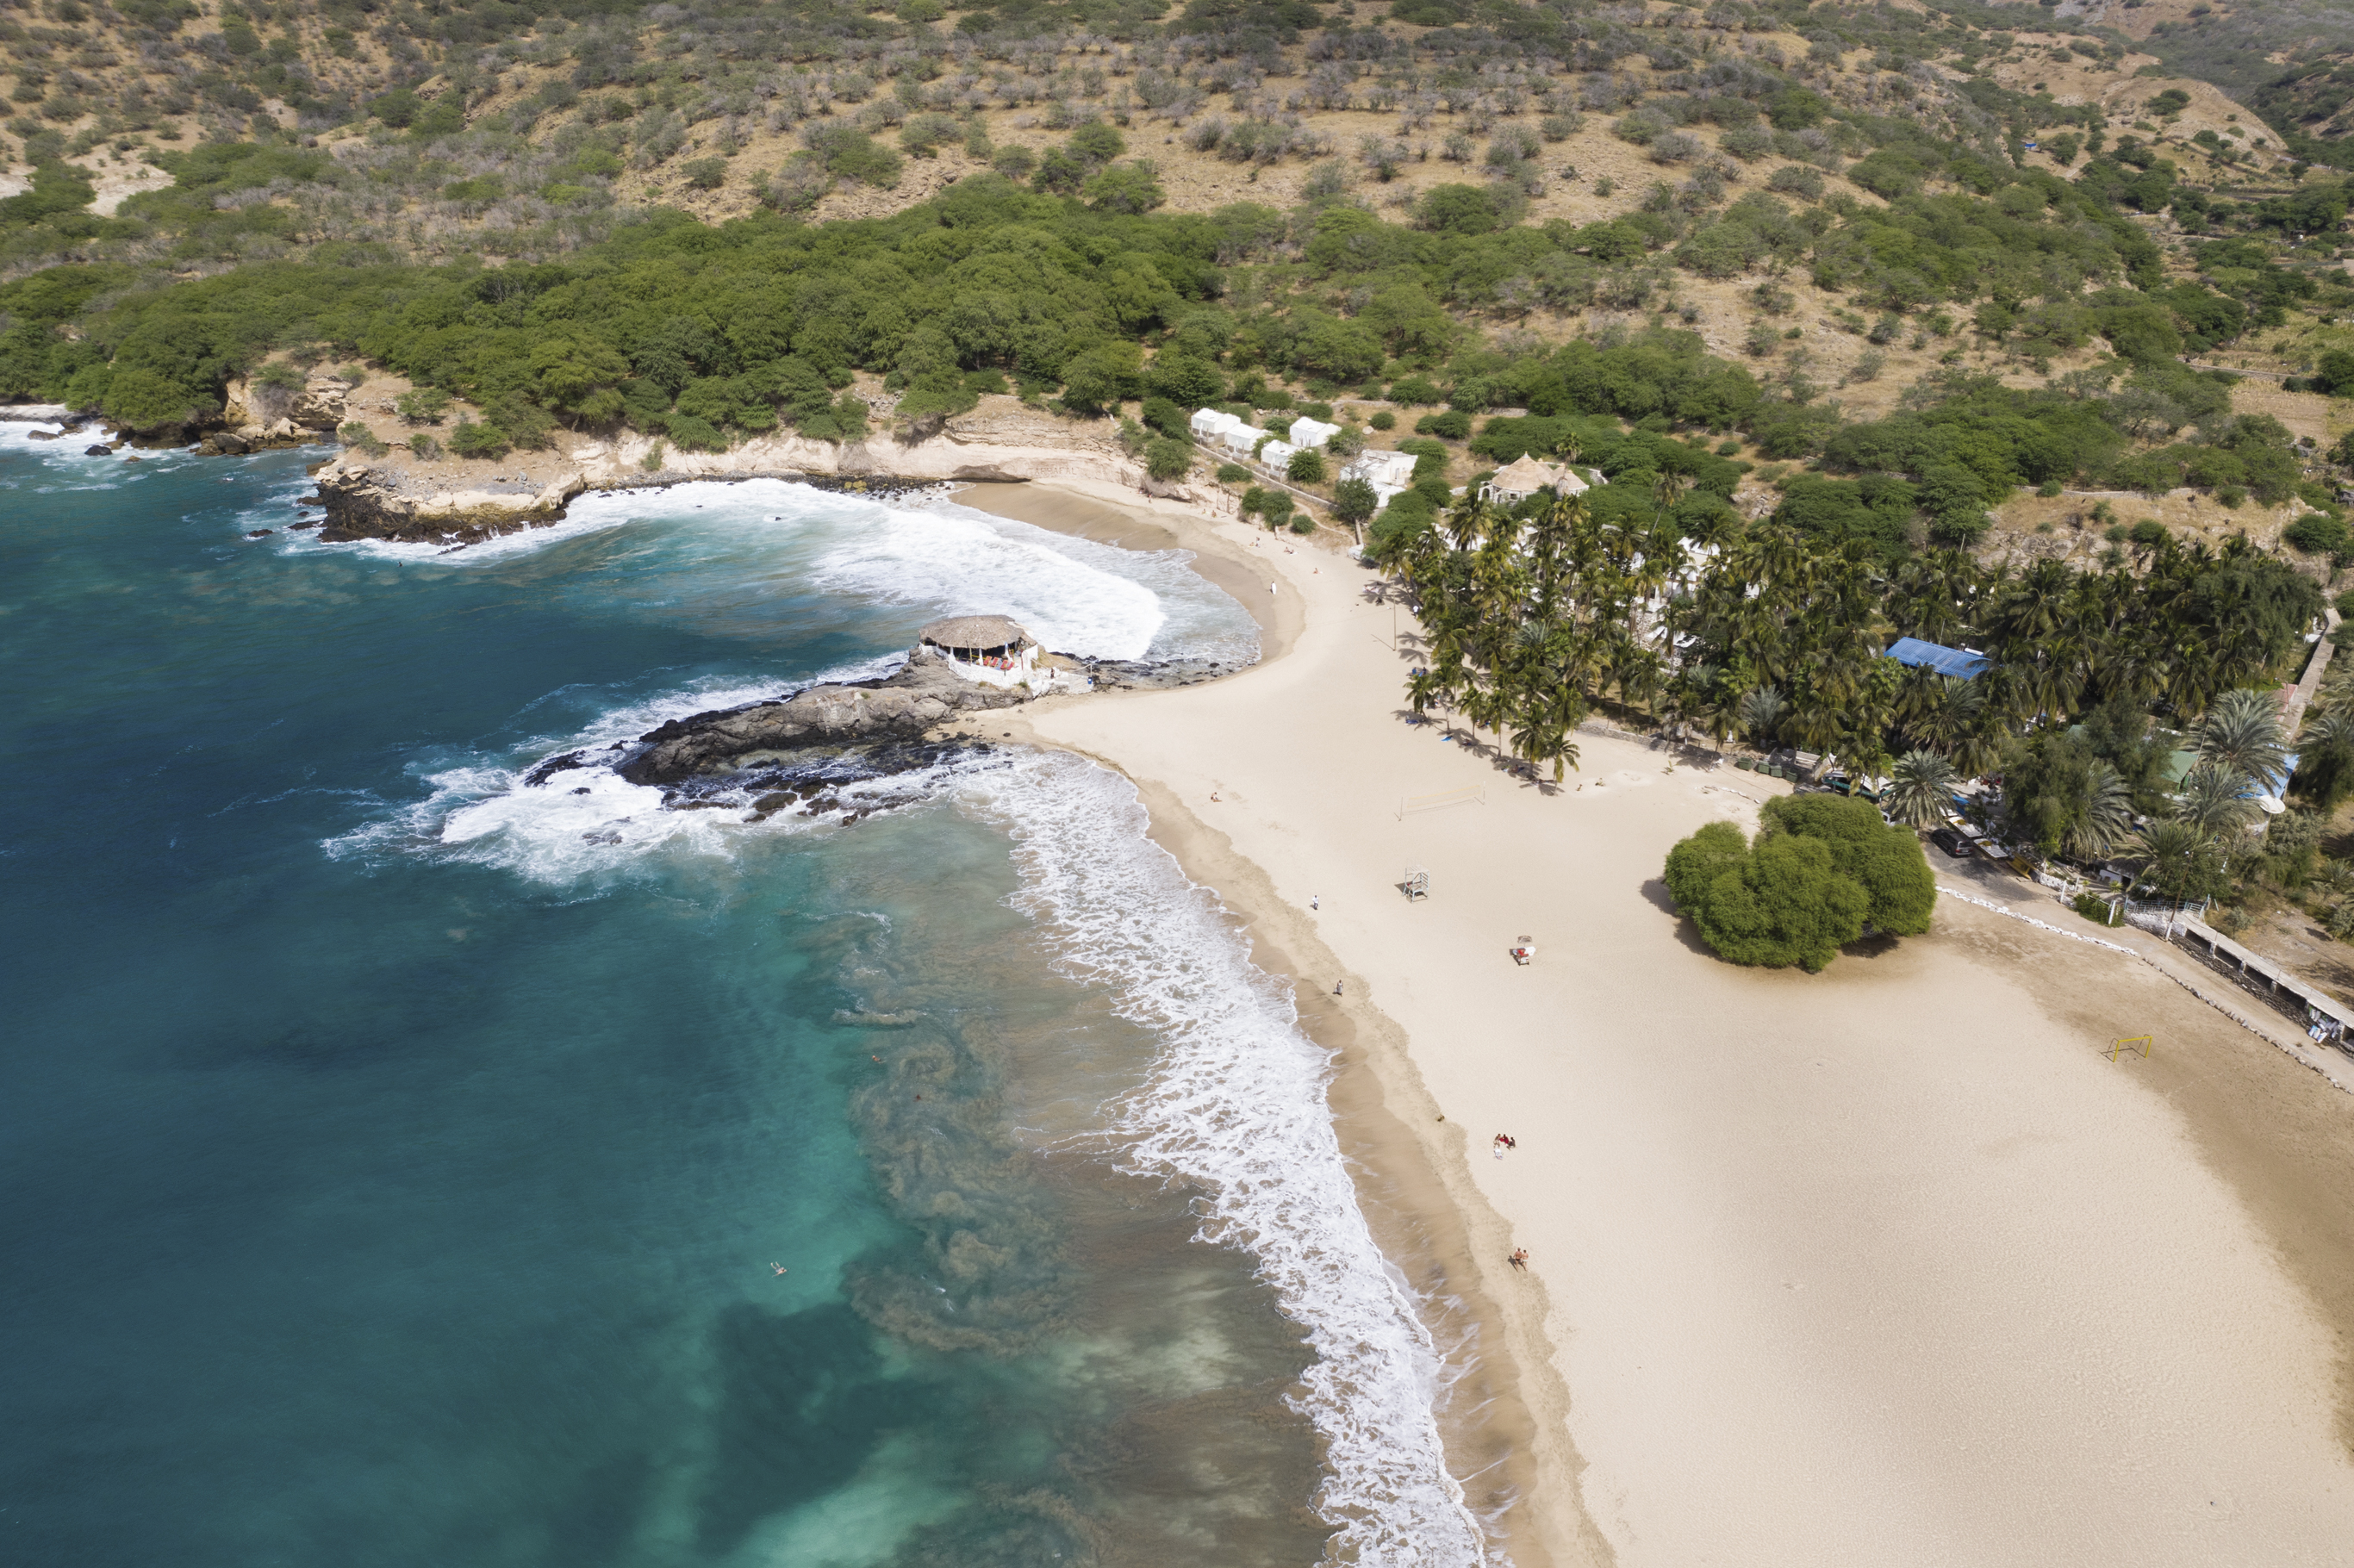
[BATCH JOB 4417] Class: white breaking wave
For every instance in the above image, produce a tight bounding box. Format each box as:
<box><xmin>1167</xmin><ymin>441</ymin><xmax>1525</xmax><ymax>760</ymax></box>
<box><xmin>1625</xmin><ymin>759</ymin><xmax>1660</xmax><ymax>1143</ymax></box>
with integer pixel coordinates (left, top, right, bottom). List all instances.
<box><xmin>296</xmin><ymin>477</ymin><xmax>1256</xmax><ymax>667</ymax></box>
<box><xmin>961</xmin><ymin>752</ymin><xmax>1494</xmax><ymax>1568</ymax></box>
<box><xmin>805</xmin><ymin>501</ymin><xmax>1166</xmax><ymax>661</ymax></box>
<box><xmin>0</xmin><ymin>419</ymin><xmax>125</xmax><ymax>473</ymax></box>
<box><xmin>311</xmin><ymin>499</ymin><xmax>640</xmax><ymax>563</ymax></box>
<box><xmin>331</xmin><ymin>677</ymin><xmax>1487</xmax><ymax>1556</ymax></box>
<box><xmin>321</xmin><ymin>663</ymin><xmax>903</xmax><ymax>878</ymax></box>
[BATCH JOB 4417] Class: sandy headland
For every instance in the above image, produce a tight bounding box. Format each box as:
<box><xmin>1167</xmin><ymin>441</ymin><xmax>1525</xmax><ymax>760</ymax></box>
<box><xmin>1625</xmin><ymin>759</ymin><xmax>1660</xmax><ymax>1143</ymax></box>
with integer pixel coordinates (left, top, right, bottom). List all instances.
<box><xmin>984</xmin><ymin>482</ymin><xmax>2354</xmax><ymax>1567</ymax></box>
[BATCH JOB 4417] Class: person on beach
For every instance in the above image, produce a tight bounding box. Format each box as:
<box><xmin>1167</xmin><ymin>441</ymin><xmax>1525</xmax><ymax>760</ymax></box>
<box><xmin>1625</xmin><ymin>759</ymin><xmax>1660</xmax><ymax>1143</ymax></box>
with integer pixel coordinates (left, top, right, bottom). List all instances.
<box><xmin>1311</xmin><ymin>894</ymin><xmax>1319</xmax><ymax>910</ymax></box>
<box><xmin>1509</xmin><ymin>1249</ymin><xmax>1529</xmax><ymax>1271</ymax></box>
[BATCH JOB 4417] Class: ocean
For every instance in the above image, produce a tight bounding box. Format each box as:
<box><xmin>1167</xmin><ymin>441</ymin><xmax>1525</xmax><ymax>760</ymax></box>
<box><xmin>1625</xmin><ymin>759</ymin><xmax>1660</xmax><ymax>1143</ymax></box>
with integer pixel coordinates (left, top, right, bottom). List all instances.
<box><xmin>0</xmin><ymin>426</ymin><xmax>1491</xmax><ymax>1566</ymax></box>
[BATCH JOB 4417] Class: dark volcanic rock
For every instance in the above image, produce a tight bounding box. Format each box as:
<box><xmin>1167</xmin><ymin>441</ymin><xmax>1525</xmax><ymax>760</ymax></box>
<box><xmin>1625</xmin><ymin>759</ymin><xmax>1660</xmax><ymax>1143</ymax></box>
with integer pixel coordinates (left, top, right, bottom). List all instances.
<box><xmin>1079</xmin><ymin>656</ymin><xmax>1234</xmax><ymax>690</ymax></box>
<box><xmin>83</xmin><ymin>444</ymin><xmax>112</xmax><ymax>457</ymax></box>
<box><xmin>523</xmin><ymin>750</ymin><xmax>591</xmax><ymax>787</ymax></box>
<box><xmin>621</xmin><ymin>650</ymin><xmax>1029</xmax><ymax>784</ymax></box>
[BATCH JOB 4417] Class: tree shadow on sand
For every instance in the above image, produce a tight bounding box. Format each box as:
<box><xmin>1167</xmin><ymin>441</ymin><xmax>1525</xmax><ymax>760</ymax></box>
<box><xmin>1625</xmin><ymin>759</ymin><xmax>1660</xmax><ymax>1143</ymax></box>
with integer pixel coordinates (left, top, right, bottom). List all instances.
<box><xmin>1641</xmin><ymin>878</ymin><xmax>1722</xmax><ymax>959</ymax></box>
<box><xmin>1387</xmin><ymin>708</ymin><xmax>1568</xmax><ymax>796</ymax></box>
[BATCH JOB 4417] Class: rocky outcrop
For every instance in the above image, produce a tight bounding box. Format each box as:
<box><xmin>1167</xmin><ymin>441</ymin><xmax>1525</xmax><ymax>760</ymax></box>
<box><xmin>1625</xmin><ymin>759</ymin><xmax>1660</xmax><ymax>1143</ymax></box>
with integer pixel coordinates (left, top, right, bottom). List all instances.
<box><xmin>290</xmin><ymin>375</ymin><xmax>351</xmax><ymax>430</ymax></box>
<box><xmin>218</xmin><ymin>371</ymin><xmax>352</xmax><ymax>450</ymax></box>
<box><xmin>621</xmin><ymin>650</ymin><xmax>1030</xmax><ymax>784</ymax></box>
<box><xmin>314</xmin><ymin>461</ymin><xmax>588</xmax><ymax>544</ymax></box>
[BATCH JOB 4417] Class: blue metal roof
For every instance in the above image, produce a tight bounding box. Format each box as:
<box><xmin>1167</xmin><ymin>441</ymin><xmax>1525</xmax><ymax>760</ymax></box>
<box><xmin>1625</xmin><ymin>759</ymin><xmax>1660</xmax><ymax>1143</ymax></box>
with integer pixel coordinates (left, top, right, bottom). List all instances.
<box><xmin>1885</xmin><ymin>637</ymin><xmax>1991</xmax><ymax>679</ymax></box>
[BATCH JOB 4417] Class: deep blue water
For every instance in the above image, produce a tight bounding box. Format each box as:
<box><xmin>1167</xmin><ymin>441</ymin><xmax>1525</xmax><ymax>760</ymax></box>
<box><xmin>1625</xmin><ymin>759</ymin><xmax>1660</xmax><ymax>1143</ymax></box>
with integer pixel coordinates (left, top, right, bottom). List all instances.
<box><xmin>0</xmin><ymin>437</ymin><xmax>1344</xmax><ymax>1567</ymax></box>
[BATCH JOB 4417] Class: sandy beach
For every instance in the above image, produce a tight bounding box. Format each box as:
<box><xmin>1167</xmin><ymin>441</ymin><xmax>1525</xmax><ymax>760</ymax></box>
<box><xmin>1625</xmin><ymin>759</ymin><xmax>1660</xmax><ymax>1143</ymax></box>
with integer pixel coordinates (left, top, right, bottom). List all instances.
<box><xmin>975</xmin><ymin>480</ymin><xmax>2354</xmax><ymax>1567</ymax></box>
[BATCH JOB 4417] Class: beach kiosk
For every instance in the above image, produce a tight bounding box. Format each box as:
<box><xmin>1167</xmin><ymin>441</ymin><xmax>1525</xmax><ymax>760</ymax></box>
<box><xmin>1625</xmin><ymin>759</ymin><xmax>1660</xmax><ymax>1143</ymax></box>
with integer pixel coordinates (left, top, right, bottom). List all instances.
<box><xmin>918</xmin><ymin>614</ymin><xmax>1052</xmax><ymax>691</ymax></box>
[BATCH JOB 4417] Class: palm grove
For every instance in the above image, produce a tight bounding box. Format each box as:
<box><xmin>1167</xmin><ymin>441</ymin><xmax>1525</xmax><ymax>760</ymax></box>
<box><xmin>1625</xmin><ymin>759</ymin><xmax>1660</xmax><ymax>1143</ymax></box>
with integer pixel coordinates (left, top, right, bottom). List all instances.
<box><xmin>1391</xmin><ymin>471</ymin><xmax>2331</xmax><ymax>967</ymax></box>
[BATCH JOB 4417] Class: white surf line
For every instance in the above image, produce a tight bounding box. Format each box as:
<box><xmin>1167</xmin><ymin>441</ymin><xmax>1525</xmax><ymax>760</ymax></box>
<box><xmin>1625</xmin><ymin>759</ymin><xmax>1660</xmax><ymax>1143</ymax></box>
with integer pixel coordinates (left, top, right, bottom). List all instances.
<box><xmin>1937</xmin><ymin>883</ymin><xmax>2354</xmax><ymax>1093</ymax></box>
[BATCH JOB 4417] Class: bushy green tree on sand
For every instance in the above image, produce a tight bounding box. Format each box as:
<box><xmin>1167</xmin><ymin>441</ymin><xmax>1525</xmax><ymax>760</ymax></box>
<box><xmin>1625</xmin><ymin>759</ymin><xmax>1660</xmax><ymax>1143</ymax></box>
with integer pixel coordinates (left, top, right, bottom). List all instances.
<box><xmin>1663</xmin><ymin>795</ymin><xmax>1934</xmax><ymax>972</ymax></box>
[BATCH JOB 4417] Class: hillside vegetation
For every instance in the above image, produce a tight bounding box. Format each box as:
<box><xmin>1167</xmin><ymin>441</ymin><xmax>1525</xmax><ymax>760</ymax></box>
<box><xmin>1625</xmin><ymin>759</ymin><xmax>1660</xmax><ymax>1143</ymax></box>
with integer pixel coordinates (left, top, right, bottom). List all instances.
<box><xmin>6</xmin><ymin>3</ymin><xmax>2354</xmax><ymax>555</ymax></box>
<box><xmin>12</xmin><ymin>0</ymin><xmax>2354</xmax><ymax>961</ymax></box>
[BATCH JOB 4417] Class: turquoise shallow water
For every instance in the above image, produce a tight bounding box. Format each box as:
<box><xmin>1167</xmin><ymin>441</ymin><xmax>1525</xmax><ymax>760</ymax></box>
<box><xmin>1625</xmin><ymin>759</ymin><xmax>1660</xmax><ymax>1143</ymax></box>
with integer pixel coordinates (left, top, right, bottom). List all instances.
<box><xmin>0</xmin><ymin>432</ymin><xmax>1491</xmax><ymax>1567</ymax></box>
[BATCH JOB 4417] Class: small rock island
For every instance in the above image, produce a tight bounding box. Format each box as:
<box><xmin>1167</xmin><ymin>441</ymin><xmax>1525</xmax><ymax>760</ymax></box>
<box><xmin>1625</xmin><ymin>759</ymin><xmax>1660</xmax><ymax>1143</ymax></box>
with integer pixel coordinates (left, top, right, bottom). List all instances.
<box><xmin>622</xmin><ymin>617</ymin><xmax>1080</xmax><ymax>786</ymax></box>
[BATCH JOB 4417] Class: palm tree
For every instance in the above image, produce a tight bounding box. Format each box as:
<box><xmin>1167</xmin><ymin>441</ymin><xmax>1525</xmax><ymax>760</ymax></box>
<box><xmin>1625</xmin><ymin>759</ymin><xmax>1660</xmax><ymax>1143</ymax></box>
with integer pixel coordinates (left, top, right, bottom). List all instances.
<box><xmin>2130</xmin><ymin>818</ymin><xmax>2220</xmax><ymax>907</ymax></box>
<box><xmin>1736</xmin><ymin>687</ymin><xmax>1787</xmax><ymax>748</ymax></box>
<box><xmin>2313</xmin><ymin>856</ymin><xmax>2354</xmax><ymax>906</ymax></box>
<box><xmin>1885</xmin><ymin>750</ymin><xmax>1959</xmax><ymax>828</ymax></box>
<box><xmin>2197</xmin><ymin>688</ymin><xmax>2289</xmax><ymax>788</ymax></box>
<box><xmin>1405</xmin><ymin>667</ymin><xmax>1448</xmax><ymax>717</ymax></box>
<box><xmin>1948</xmin><ymin>722</ymin><xmax>2008</xmax><ymax>782</ymax></box>
<box><xmin>2173</xmin><ymin>762</ymin><xmax>2259</xmax><ymax>836</ymax></box>
<box><xmin>2292</xmin><ymin>708</ymin><xmax>2354</xmax><ymax>811</ymax></box>
<box><xmin>1904</xmin><ymin>675</ymin><xmax>1985</xmax><ymax>757</ymax></box>
<box><xmin>2060</xmin><ymin>762</ymin><xmax>2139</xmax><ymax>862</ymax></box>
<box><xmin>2326</xmin><ymin>898</ymin><xmax>2354</xmax><ymax>943</ymax></box>
<box><xmin>1667</xmin><ymin>662</ymin><xmax>1740</xmax><ymax>747</ymax></box>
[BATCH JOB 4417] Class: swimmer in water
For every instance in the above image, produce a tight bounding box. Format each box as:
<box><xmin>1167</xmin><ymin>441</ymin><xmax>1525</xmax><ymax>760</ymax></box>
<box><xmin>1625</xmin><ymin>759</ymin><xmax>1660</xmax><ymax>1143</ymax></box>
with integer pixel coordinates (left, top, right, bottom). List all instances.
<box><xmin>771</xmin><ymin>1263</ymin><xmax>788</xmax><ymax>1276</ymax></box>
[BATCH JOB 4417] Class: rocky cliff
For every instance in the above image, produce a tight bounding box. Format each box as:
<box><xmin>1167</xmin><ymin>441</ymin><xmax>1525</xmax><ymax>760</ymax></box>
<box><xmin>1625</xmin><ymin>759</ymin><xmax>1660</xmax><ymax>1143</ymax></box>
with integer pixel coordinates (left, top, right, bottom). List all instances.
<box><xmin>210</xmin><ymin>371</ymin><xmax>354</xmax><ymax>452</ymax></box>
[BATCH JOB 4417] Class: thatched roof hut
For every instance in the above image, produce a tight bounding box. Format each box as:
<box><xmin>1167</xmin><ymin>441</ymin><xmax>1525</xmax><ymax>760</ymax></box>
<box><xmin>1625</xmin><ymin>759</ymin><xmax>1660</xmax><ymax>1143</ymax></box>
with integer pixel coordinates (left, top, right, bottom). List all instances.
<box><xmin>1481</xmin><ymin>455</ymin><xmax>1594</xmax><ymax>506</ymax></box>
<box><xmin>918</xmin><ymin>615</ymin><xmax>1034</xmax><ymax>657</ymax></box>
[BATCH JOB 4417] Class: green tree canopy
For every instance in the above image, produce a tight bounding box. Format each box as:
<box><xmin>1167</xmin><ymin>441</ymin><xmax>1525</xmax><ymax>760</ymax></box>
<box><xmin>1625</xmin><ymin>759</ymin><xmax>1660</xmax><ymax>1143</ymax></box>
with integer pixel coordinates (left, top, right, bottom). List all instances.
<box><xmin>1760</xmin><ymin>793</ymin><xmax>1937</xmax><ymax>936</ymax></box>
<box><xmin>1665</xmin><ymin>798</ymin><xmax>1934</xmax><ymax>972</ymax></box>
<box><xmin>1682</xmin><ymin>831</ymin><xmax>1871</xmax><ymax>973</ymax></box>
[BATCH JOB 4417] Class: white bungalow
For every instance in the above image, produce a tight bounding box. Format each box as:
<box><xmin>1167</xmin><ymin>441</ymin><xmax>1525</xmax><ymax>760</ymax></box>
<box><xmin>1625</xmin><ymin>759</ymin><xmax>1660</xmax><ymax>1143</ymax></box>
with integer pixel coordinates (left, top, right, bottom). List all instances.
<box><xmin>1479</xmin><ymin>454</ymin><xmax>1598</xmax><ymax>507</ymax></box>
<box><xmin>1257</xmin><ymin>438</ymin><xmax>1301</xmax><ymax>471</ymax></box>
<box><xmin>1217</xmin><ymin>421</ymin><xmax>1263</xmax><ymax>455</ymax></box>
<box><xmin>1191</xmin><ymin>408</ymin><xmax>1253</xmax><ymax>445</ymax></box>
<box><xmin>1340</xmin><ymin>448</ymin><xmax>1418</xmax><ymax>501</ymax></box>
<box><xmin>917</xmin><ymin>614</ymin><xmax>1080</xmax><ymax>693</ymax></box>
<box><xmin>1285</xmin><ymin>416</ymin><xmax>1342</xmax><ymax>451</ymax></box>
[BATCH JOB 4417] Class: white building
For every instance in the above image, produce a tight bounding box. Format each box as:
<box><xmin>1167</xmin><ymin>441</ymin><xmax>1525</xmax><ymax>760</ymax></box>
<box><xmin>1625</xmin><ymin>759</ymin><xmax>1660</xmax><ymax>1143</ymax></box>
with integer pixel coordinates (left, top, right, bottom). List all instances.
<box><xmin>1285</xmin><ymin>416</ymin><xmax>1341</xmax><ymax>451</ymax></box>
<box><xmin>1190</xmin><ymin>408</ymin><xmax>1251</xmax><ymax>444</ymax></box>
<box><xmin>1257</xmin><ymin>439</ymin><xmax>1301</xmax><ymax>472</ymax></box>
<box><xmin>1217</xmin><ymin>421</ymin><xmax>1262</xmax><ymax>455</ymax></box>
<box><xmin>1339</xmin><ymin>448</ymin><xmax>1419</xmax><ymax>505</ymax></box>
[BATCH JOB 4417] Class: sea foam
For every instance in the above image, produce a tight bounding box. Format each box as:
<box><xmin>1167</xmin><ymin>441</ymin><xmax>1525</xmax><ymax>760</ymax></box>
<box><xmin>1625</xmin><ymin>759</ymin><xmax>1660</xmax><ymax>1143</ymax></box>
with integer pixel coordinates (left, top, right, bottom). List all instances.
<box><xmin>301</xmin><ymin>478</ymin><xmax>1256</xmax><ymax>667</ymax></box>
<box><xmin>333</xmin><ymin>704</ymin><xmax>1496</xmax><ymax>1560</ymax></box>
<box><xmin>962</xmin><ymin>752</ymin><xmax>1496</xmax><ymax>1567</ymax></box>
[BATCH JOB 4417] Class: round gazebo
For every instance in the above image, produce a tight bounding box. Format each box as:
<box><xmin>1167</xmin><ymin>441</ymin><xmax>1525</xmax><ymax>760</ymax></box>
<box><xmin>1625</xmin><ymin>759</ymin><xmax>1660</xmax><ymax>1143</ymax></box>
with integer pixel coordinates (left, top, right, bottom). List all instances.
<box><xmin>917</xmin><ymin>614</ymin><xmax>1041</xmax><ymax>683</ymax></box>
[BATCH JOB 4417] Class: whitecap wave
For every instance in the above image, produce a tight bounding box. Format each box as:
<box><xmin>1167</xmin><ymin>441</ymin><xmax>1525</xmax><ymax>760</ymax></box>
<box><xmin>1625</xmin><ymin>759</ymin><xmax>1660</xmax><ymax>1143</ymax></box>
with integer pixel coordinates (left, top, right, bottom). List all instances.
<box><xmin>320</xmin><ymin>665</ymin><xmax>894</xmax><ymax>876</ymax></box>
<box><xmin>296</xmin><ymin>477</ymin><xmax>1257</xmax><ymax>667</ymax></box>
<box><xmin>960</xmin><ymin>752</ymin><xmax>1494</xmax><ymax>1567</ymax></box>
<box><xmin>0</xmin><ymin>419</ymin><xmax>106</xmax><ymax>464</ymax></box>
<box><xmin>803</xmin><ymin>501</ymin><xmax>1170</xmax><ymax>661</ymax></box>
<box><xmin>311</xmin><ymin>501</ymin><xmax>642</xmax><ymax>563</ymax></box>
